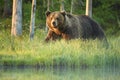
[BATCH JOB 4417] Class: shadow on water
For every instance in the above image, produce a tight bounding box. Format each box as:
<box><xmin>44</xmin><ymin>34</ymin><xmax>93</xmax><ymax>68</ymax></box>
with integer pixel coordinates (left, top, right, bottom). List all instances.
<box><xmin>0</xmin><ymin>66</ymin><xmax>120</xmax><ymax>80</ymax></box>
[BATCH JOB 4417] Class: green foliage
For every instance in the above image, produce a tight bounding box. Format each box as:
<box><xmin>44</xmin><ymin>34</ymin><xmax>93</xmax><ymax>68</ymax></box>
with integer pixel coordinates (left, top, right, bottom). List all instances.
<box><xmin>92</xmin><ymin>0</ymin><xmax>120</xmax><ymax>35</ymax></box>
<box><xmin>0</xmin><ymin>0</ymin><xmax>4</xmax><ymax>15</ymax></box>
<box><xmin>0</xmin><ymin>0</ymin><xmax>120</xmax><ymax>35</ymax></box>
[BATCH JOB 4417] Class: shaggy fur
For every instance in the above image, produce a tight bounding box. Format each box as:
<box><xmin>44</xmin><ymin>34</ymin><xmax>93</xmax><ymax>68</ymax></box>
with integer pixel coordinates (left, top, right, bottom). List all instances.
<box><xmin>45</xmin><ymin>11</ymin><xmax>107</xmax><ymax>43</ymax></box>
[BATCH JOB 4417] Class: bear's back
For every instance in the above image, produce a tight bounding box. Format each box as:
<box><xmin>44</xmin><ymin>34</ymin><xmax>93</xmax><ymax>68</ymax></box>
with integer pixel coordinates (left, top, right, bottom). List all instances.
<box><xmin>64</xmin><ymin>13</ymin><xmax>82</xmax><ymax>38</ymax></box>
<box><xmin>78</xmin><ymin>15</ymin><xmax>105</xmax><ymax>39</ymax></box>
<box><xmin>64</xmin><ymin>14</ymin><xmax>105</xmax><ymax>39</ymax></box>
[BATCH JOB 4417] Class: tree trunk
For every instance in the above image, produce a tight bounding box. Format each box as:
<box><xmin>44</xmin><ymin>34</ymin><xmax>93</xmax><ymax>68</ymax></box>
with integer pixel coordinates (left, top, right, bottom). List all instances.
<box><xmin>60</xmin><ymin>0</ymin><xmax>65</xmax><ymax>12</ymax></box>
<box><xmin>46</xmin><ymin>0</ymin><xmax>50</xmax><ymax>32</ymax></box>
<box><xmin>29</xmin><ymin>0</ymin><xmax>36</xmax><ymax>40</ymax></box>
<box><xmin>3</xmin><ymin>0</ymin><xmax>12</xmax><ymax>17</ymax></box>
<box><xmin>11</xmin><ymin>0</ymin><xmax>22</xmax><ymax>36</ymax></box>
<box><xmin>43</xmin><ymin>0</ymin><xmax>46</xmax><ymax>8</ymax></box>
<box><xmin>86</xmin><ymin>0</ymin><xmax>92</xmax><ymax>18</ymax></box>
<box><xmin>47</xmin><ymin>0</ymin><xmax>50</xmax><ymax>11</ymax></box>
<box><xmin>70</xmin><ymin>0</ymin><xmax>74</xmax><ymax>14</ymax></box>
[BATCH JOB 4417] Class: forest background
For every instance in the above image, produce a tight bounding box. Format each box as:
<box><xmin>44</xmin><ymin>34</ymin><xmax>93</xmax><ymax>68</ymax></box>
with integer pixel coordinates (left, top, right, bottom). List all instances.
<box><xmin>0</xmin><ymin>0</ymin><xmax>120</xmax><ymax>36</ymax></box>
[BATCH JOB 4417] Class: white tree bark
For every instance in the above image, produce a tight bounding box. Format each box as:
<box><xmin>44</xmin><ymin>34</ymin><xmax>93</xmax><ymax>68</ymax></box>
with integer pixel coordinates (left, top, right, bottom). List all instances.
<box><xmin>86</xmin><ymin>0</ymin><xmax>92</xmax><ymax>18</ymax></box>
<box><xmin>46</xmin><ymin>0</ymin><xmax>50</xmax><ymax>32</ymax></box>
<box><xmin>11</xmin><ymin>0</ymin><xmax>22</xmax><ymax>36</ymax></box>
<box><xmin>47</xmin><ymin>0</ymin><xmax>50</xmax><ymax>11</ymax></box>
<box><xmin>60</xmin><ymin>0</ymin><xmax>65</xmax><ymax>12</ymax></box>
<box><xmin>30</xmin><ymin>0</ymin><xmax>36</xmax><ymax>40</ymax></box>
<box><xmin>70</xmin><ymin>0</ymin><xmax>73</xmax><ymax>14</ymax></box>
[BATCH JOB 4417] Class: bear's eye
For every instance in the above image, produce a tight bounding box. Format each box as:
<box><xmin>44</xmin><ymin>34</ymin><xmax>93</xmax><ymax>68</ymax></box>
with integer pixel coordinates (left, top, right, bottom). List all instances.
<box><xmin>56</xmin><ymin>18</ymin><xmax>59</xmax><ymax>20</ymax></box>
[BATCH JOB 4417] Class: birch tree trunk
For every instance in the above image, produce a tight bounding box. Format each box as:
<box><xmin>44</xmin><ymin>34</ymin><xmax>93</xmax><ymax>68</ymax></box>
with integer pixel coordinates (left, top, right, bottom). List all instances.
<box><xmin>29</xmin><ymin>0</ymin><xmax>36</xmax><ymax>40</ymax></box>
<box><xmin>11</xmin><ymin>0</ymin><xmax>22</xmax><ymax>36</ymax></box>
<box><xmin>46</xmin><ymin>0</ymin><xmax>50</xmax><ymax>32</ymax></box>
<box><xmin>70</xmin><ymin>0</ymin><xmax>74</xmax><ymax>14</ymax></box>
<box><xmin>86</xmin><ymin>0</ymin><xmax>92</xmax><ymax>18</ymax></box>
<box><xmin>60</xmin><ymin>0</ymin><xmax>65</xmax><ymax>12</ymax></box>
<box><xmin>47</xmin><ymin>0</ymin><xmax>50</xmax><ymax>11</ymax></box>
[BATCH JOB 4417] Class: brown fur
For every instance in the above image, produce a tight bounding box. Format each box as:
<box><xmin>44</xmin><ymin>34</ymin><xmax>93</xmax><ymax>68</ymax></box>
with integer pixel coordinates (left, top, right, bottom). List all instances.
<box><xmin>45</xmin><ymin>11</ymin><xmax>108</xmax><ymax>44</ymax></box>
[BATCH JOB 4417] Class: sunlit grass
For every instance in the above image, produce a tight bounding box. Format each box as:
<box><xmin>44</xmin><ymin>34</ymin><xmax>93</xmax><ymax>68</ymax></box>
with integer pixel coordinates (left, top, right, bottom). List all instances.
<box><xmin>0</xmin><ymin>29</ymin><xmax>120</xmax><ymax>68</ymax></box>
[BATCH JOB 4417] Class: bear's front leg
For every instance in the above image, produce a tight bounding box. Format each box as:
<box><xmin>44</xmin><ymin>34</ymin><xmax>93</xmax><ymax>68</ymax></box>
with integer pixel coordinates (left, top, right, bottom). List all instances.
<box><xmin>45</xmin><ymin>30</ymin><xmax>53</xmax><ymax>42</ymax></box>
<box><xmin>62</xmin><ymin>33</ymin><xmax>70</xmax><ymax>40</ymax></box>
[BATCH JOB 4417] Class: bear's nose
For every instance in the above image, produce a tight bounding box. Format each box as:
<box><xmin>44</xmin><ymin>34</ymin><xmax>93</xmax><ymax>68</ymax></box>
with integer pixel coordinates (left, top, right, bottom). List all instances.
<box><xmin>52</xmin><ymin>21</ymin><xmax>56</xmax><ymax>27</ymax></box>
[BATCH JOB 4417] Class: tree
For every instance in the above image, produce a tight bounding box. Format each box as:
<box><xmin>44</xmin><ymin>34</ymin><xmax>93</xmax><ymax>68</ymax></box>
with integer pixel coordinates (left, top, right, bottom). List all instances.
<box><xmin>45</xmin><ymin>0</ymin><xmax>50</xmax><ymax>32</ymax></box>
<box><xmin>70</xmin><ymin>0</ymin><xmax>84</xmax><ymax>14</ymax></box>
<box><xmin>60</xmin><ymin>0</ymin><xmax>65</xmax><ymax>11</ymax></box>
<box><xmin>86</xmin><ymin>0</ymin><xmax>92</xmax><ymax>18</ymax></box>
<box><xmin>29</xmin><ymin>0</ymin><xmax>36</xmax><ymax>40</ymax></box>
<box><xmin>70</xmin><ymin>0</ymin><xmax>74</xmax><ymax>14</ymax></box>
<box><xmin>30</xmin><ymin>0</ymin><xmax>36</xmax><ymax>40</ymax></box>
<box><xmin>47</xmin><ymin>0</ymin><xmax>50</xmax><ymax>11</ymax></box>
<box><xmin>11</xmin><ymin>0</ymin><xmax>22</xmax><ymax>36</ymax></box>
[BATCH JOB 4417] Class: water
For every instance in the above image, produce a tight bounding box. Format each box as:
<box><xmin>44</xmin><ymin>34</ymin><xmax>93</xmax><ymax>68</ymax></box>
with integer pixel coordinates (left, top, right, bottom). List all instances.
<box><xmin>0</xmin><ymin>67</ymin><xmax>120</xmax><ymax>80</ymax></box>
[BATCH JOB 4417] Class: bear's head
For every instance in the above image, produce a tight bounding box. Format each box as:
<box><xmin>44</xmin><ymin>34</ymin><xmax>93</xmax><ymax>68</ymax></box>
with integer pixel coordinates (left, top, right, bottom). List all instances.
<box><xmin>45</xmin><ymin>11</ymin><xmax>66</xmax><ymax>35</ymax></box>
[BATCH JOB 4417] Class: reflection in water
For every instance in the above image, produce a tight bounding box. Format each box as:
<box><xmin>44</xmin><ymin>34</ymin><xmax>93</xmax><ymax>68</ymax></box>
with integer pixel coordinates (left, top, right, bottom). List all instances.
<box><xmin>0</xmin><ymin>67</ymin><xmax>120</xmax><ymax>80</ymax></box>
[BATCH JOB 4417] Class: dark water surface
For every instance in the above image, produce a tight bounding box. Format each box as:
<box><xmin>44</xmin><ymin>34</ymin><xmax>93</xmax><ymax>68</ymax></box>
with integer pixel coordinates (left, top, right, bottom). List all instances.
<box><xmin>0</xmin><ymin>67</ymin><xmax>120</xmax><ymax>80</ymax></box>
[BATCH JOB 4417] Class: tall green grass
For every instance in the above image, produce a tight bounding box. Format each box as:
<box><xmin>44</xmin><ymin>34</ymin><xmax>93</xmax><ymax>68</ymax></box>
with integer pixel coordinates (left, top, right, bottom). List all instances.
<box><xmin>0</xmin><ymin>29</ymin><xmax>120</xmax><ymax>68</ymax></box>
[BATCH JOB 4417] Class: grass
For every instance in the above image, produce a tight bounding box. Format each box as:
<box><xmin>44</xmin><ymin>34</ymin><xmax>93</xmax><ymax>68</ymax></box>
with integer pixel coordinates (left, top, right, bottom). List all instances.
<box><xmin>0</xmin><ymin>29</ymin><xmax>120</xmax><ymax>68</ymax></box>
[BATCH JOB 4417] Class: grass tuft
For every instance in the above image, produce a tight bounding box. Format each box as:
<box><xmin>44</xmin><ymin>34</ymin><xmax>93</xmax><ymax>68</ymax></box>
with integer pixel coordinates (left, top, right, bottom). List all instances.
<box><xmin>0</xmin><ymin>29</ymin><xmax>120</xmax><ymax>68</ymax></box>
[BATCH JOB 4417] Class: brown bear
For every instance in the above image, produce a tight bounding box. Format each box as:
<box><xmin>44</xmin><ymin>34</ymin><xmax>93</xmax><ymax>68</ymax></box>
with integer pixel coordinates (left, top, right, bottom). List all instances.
<box><xmin>45</xmin><ymin>11</ymin><xmax>108</xmax><ymax>43</ymax></box>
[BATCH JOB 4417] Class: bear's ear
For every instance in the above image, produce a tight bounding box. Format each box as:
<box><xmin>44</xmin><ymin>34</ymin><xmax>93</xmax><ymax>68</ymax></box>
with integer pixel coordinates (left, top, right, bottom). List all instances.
<box><xmin>61</xmin><ymin>11</ymin><xmax>66</xmax><ymax>17</ymax></box>
<box><xmin>45</xmin><ymin>11</ymin><xmax>51</xmax><ymax>17</ymax></box>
